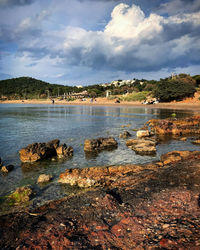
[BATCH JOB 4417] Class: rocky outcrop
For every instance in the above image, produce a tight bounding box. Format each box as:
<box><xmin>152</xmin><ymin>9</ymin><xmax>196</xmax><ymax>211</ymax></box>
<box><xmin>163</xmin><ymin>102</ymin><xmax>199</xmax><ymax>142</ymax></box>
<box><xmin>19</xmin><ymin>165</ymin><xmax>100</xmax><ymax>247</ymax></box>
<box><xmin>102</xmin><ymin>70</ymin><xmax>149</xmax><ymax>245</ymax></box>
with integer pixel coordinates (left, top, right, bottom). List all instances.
<box><xmin>37</xmin><ymin>174</ymin><xmax>53</xmax><ymax>184</ymax></box>
<box><xmin>56</xmin><ymin>144</ymin><xmax>73</xmax><ymax>158</ymax></box>
<box><xmin>126</xmin><ymin>138</ymin><xmax>157</xmax><ymax>155</ymax></box>
<box><xmin>148</xmin><ymin>115</ymin><xmax>200</xmax><ymax>136</ymax></box>
<box><xmin>119</xmin><ymin>131</ymin><xmax>131</xmax><ymax>139</ymax></box>
<box><xmin>84</xmin><ymin>137</ymin><xmax>118</xmax><ymax>152</ymax></box>
<box><xmin>1</xmin><ymin>165</ymin><xmax>14</xmax><ymax>173</ymax></box>
<box><xmin>59</xmin><ymin>150</ymin><xmax>200</xmax><ymax>188</ymax></box>
<box><xmin>136</xmin><ymin>130</ymin><xmax>150</xmax><ymax>138</ymax></box>
<box><xmin>19</xmin><ymin>139</ymin><xmax>73</xmax><ymax>163</ymax></box>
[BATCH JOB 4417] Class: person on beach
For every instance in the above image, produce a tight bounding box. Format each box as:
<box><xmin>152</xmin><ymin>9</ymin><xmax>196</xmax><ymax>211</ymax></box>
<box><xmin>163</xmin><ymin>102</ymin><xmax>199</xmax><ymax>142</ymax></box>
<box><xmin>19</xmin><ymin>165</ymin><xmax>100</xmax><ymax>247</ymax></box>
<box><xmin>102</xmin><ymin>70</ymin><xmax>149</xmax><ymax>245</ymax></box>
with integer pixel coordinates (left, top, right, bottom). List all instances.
<box><xmin>52</xmin><ymin>99</ymin><xmax>55</xmax><ymax>104</ymax></box>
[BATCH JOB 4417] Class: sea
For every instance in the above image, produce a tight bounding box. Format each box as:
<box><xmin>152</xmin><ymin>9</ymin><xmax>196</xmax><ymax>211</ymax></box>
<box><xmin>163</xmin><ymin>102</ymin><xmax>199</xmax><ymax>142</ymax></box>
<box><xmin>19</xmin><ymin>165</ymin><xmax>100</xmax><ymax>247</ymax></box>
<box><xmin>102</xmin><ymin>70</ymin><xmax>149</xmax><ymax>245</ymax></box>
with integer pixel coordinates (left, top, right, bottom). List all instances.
<box><xmin>0</xmin><ymin>104</ymin><xmax>198</xmax><ymax>208</ymax></box>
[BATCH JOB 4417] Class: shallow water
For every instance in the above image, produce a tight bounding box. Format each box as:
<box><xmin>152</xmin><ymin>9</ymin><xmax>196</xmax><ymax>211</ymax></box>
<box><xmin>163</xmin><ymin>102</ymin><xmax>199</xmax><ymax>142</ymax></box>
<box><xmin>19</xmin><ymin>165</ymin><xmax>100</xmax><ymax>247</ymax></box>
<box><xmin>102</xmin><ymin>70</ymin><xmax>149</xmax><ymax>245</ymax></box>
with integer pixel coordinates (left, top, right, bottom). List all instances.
<box><xmin>0</xmin><ymin>104</ymin><xmax>198</xmax><ymax>208</ymax></box>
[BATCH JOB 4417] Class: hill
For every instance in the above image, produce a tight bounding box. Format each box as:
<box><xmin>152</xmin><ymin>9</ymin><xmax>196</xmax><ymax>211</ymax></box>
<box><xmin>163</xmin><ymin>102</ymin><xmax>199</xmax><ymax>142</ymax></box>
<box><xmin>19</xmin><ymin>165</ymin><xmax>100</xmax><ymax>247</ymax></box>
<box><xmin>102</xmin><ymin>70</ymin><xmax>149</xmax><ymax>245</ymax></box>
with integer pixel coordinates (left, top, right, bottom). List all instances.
<box><xmin>0</xmin><ymin>77</ymin><xmax>77</xmax><ymax>99</ymax></box>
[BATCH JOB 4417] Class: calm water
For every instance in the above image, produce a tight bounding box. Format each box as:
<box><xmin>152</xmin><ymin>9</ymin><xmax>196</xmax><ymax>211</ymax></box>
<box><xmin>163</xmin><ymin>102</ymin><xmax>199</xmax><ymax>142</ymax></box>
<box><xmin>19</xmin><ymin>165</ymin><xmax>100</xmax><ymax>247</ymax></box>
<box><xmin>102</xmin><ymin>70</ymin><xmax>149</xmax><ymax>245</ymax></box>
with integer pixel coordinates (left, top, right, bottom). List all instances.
<box><xmin>0</xmin><ymin>104</ymin><xmax>198</xmax><ymax>208</ymax></box>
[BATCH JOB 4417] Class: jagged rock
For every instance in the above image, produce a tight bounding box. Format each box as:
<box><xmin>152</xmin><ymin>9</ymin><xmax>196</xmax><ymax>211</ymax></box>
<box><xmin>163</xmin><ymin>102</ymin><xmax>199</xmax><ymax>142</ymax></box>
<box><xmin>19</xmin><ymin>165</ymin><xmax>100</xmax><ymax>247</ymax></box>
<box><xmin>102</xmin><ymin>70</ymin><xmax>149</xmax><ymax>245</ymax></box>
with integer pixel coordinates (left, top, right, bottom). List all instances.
<box><xmin>136</xmin><ymin>130</ymin><xmax>150</xmax><ymax>138</ymax></box>
<box><xmin>148</xmin><ymin>116</ymin><xmax>200</xmax><ymax>136</ymax></box>
<box><xmin>119</xmin><ymin>131</ymin><xmax>131</xmax><ymax>139</ymax></box>
<box><xmin>37</xmin><ymin>174</ymin><xmax>53</xmax><ymax>184</ymax></box>
<box><xmin>84</xmin><ymin>137</ymin><xmax>118</xmax><ymax>152</ymax></box>
<box><xmin>1</xmin><ymin>165</ymin><xmax>14</xmax><ymax>173</ymax></box>
<box><xmin>8</xmin><ymin>186</ymin><xmax>33</xmax><ymax>204</ymax></box>
<box><xmin>19</xmin><ymin>139</ymin><xmax>60</xmax><ymax>162</ymax></box>
<box><xmin>126</xmin><ymin>138</ymin><xmax>156</xmax><ymax>155</ymax></box>
<box><xmin>56</xmin><ymin>144</ymin><xmax>73</xmax><ymax>158</ymax></box>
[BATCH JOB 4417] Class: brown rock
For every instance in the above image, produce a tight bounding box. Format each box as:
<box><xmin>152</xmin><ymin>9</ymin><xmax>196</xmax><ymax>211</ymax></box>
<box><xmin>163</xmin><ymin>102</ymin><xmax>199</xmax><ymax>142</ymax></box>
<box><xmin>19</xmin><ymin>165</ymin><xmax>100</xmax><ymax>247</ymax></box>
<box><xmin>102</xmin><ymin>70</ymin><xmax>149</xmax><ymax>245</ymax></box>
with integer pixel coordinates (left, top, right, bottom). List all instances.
<box><xmin>119</xmin><ymin>131</ymin><xmax>131</xmax><ymax>139</ymax></box>
<box><xmin>19</xmin><ymin>139</ymin><xmax>60</xmax><ymax>162</ymax></box>
<box><xmin>37</xmin><ymin>174</ymin><xmax>53</xmax><ymax>184</ymax></box>
<box><xmin>126</xmin><ymin>138</ymin><xmax>156</xmax><ymax>155</ymax></box>
<box><xmin>1</xmin><ymin>165</ymin><xmax>14</xmax><ymax>173</ymax></box>
<box><xmin>136</xmin><ymin>130</ymin><xmax>150</xmax><ymax>138</ymax></box>
<box><xmin>56</xmin><ymin>144</ymin><xmax>73</xmax><ymax>158</ymax></box>
<box><xmin>84</xmin><ymin>137</ymin><xmax>118</xmax><ymax>152</ymax></box>
<box><xmin>8</xmin><ymin>186</ymin><xmax>33</xmax><ymax>204</ymax></box>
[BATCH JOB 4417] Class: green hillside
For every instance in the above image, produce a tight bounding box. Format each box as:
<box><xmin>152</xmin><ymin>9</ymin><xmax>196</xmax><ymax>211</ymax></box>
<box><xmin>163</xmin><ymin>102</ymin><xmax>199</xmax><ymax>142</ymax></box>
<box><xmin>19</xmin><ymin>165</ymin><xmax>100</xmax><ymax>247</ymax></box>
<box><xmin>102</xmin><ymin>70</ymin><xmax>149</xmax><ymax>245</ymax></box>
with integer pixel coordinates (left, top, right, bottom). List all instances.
<box><xmin>0</xmin><ymin>77</ymin><xmax>77</xmax><ymax>99</ymax></box>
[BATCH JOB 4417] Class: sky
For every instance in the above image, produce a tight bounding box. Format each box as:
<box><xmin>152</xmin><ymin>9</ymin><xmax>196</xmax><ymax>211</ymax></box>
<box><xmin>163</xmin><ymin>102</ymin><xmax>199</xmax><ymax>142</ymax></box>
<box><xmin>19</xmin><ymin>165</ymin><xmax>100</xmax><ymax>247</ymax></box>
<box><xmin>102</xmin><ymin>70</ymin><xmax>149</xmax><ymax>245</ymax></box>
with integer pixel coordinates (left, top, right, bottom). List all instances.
<box><xmin>0</xmin><ymin>0</ymin><xmax>200</xmax><ymax>86</ymax></box>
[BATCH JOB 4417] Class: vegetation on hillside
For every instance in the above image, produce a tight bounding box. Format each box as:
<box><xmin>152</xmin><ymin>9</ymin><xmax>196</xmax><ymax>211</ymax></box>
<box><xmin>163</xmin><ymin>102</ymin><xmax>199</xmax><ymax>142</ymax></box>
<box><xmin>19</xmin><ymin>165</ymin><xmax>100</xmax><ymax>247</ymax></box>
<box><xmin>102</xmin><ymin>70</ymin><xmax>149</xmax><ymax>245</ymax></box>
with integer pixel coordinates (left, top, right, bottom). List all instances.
<box><xmin>0</xmin><ymin>73</ymin><xmax>199</xmax><ymax>102</ymax></box>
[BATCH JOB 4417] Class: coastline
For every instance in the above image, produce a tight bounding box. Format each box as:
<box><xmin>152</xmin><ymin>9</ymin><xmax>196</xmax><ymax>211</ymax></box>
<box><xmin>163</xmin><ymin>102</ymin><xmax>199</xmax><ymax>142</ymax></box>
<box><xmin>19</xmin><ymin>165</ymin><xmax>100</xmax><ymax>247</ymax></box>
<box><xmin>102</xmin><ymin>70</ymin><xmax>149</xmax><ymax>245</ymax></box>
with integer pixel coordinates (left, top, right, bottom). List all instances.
<box><xmin>1</xmin><ymin>97</ymin><xmax>200</xmax><ymax>111</ymax></box>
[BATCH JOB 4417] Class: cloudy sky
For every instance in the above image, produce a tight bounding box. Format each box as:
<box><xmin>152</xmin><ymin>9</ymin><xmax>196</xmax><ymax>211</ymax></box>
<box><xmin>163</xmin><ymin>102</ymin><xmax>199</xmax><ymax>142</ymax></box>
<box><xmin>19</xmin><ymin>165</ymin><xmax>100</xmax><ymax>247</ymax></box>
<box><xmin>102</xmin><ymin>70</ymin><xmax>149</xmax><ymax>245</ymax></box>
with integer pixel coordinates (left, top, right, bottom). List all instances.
<box><xmin>0</xmin><ymin>0</ymin><xmax>200</xmax><ymax>85</ymax></box>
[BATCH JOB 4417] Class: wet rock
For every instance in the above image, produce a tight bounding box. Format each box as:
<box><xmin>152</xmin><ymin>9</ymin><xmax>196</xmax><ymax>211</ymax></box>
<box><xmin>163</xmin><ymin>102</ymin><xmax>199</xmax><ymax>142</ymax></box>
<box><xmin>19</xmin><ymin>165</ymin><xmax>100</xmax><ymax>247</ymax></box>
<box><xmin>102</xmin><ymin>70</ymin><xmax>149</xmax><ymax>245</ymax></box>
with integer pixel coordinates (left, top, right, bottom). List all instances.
<box><xmin>8</xmin><ymin>186</ymin><xmax>33</xmax><ymax>204</ymax></box>
<box><xmin>126</xmin><ymin>138</ymin><xmax>156</xmax><ymax>155</ymax></box>
<box><xmin>84</xmin><ymin>137</ymin><xmax>118</xmax><ymax>152</ymax></box>
<box><xmin>19</xmin><ymin>139</ymin><xmax>60</xmax><ymax>162</ymax></box>
<box><xmin>119</xmin><ymin>131</ymin><xmax>131</xmax><ymax>139</ymax></box>
<box><xmin>1</xmin><ymin>165</ymin><xmax>14</xmax><ymax>173</ymax></box>
<box><xmin>160</xmin><ymin>150</ymin><xmax>200</xmax><ymax>165</ymax></box>
<box><xmin>37</xmin><ymin>174</ymin><xmax>53</xmax><ymax>184</ymax></box>
<box><xmin>148</xmin><ymin>115</ymin><xmax>200</xmax><ymax>136</ymax></box>
<box><xmin>136</xmin><ymin>130</ymin><xmax>150</xmax><ymax>138</ymax></box>
<box><xmin>56</xmin><ymin>144</ymin><xmax>73</xmax><ymax>158</ymax></box>
<box><xmin>192</xmin><ymin>139</ymin><xmax>200</xmax><ymax>145</ymax></box>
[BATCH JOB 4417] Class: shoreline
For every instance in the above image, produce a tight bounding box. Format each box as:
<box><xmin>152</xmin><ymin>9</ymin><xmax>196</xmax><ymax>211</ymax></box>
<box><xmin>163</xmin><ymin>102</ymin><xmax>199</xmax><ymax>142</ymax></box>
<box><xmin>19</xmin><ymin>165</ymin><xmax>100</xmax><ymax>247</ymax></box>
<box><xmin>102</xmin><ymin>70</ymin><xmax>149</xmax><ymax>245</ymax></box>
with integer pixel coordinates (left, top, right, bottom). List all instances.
<box><xmin>1</xmin><ymin>98</ymin><xmax>200</xmax><ymax>111</ymax></box>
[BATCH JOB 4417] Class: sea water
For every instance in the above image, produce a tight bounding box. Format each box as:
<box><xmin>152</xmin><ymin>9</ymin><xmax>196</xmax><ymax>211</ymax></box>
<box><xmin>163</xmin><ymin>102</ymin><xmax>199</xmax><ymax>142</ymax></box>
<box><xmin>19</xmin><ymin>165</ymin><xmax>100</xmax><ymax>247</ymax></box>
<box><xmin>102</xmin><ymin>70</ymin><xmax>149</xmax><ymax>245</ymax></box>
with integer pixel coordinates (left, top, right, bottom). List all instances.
<box><xmin>0</xmin><ymin>104</ymin><xmax>198</xmax><ymax>208</ymax></box>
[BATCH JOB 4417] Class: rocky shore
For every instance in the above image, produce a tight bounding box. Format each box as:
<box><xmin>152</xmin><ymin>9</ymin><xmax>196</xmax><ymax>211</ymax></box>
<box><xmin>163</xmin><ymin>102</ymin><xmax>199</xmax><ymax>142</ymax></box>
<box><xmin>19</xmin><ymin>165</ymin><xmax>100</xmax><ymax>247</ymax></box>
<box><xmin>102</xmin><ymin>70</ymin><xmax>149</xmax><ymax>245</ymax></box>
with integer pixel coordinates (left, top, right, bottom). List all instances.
<box><xmin>0</xmin><ymin>149</ymin><xmax>200</xmax><ymax>249</ymax></box>
<box><xmin>1</xmin><ymin>115</ymin><xmax>200</xmax><ymax>249</ymax></box>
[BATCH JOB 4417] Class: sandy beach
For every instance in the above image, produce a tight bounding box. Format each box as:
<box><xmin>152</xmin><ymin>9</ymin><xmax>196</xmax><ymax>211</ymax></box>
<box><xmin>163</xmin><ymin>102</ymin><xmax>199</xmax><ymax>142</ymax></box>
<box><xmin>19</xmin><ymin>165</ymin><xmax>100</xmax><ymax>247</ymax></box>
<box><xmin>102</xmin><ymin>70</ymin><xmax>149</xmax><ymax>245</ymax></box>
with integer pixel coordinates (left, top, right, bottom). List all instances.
<box><xmin>1</xmin><ymin>96</ymin><xmax>200</xmax><ymax>111</ymax></box>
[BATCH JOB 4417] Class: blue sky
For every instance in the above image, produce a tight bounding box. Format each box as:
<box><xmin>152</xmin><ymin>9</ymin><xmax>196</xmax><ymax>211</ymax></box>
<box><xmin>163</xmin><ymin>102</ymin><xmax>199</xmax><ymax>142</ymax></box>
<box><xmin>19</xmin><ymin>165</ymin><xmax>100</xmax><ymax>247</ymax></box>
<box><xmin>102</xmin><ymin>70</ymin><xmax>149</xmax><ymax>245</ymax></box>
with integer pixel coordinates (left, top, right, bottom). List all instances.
<box><xmin>0</xmin><ymin>0</ymin><xmax>200</xmax><ymax>85</ymax></box>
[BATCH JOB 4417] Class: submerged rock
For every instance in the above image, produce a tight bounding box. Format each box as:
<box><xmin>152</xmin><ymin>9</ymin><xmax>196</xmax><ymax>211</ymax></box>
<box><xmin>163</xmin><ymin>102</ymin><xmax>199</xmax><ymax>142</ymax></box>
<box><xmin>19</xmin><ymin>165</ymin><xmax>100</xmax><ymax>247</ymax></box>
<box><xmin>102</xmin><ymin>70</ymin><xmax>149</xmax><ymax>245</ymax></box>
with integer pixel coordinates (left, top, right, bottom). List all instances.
<box><xmin>126</xmin><ymin>138</ymin><xmax>157</xmax><ymax>155</ymax></box>
<box><xmin>119</xmin><ymin>131</ymin><xmax>131</xmax><ymax>139</ymax></box>
<box><xmin>8</xmin><ymin>186</ymin><xmax>33</xmax><ymax>205</ymax></box>
<box><xmin>1</xmin><ymin>165</ymin><xmax>14</xmax><ymax>173</ymax></box>
<box><xmin>84</xmin><ymin>137</ymin><xmax>118</xmax><ymax>152</ymax></box>
<box><xmin>37</xmin><ymin>174</ymin><xmax>53</xmax><ymax>184</ymax></box>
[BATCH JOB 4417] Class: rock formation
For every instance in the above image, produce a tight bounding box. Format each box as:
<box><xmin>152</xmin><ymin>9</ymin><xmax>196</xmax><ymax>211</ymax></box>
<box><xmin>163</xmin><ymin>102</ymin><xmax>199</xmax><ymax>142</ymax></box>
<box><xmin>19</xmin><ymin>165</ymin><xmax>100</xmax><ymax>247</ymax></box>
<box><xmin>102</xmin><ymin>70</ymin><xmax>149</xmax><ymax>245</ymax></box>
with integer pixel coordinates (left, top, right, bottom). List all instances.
<box><xmin>19</xmin><ymin>139</ymin><xmax>73</xmax><ymax>163</ymax></box>
<box><xmin>84</xmin><ymin>137</ymin><xmax>118</xmax><ymax>152</ymax></box>
<box><xmin>148</xmin><ymin>115</ymin><xmax>200</xmax><ymax>136</ymax></box>
<box><xmin>1</xmin><ymin>165</ymin><xmax>14</xmax><ymax>173</ymax></box>
<box><xmin>119</xmin><ymin>131</ymin><xmax>131</xmax><ymax>139</ymax></box>
<box><xmin>37</xmin><ymin>174</ymin><xmax>53</xmax><ymax>184</ymax></box>
<box><xmin>126</xmin><ymin>138</ymin><xmax>157</xmax><ymax>155</ymax></box>
<box><xmin>136</xmin><ymin>130</ymin><xmax>150</xmax><ymax>138</ymax></box>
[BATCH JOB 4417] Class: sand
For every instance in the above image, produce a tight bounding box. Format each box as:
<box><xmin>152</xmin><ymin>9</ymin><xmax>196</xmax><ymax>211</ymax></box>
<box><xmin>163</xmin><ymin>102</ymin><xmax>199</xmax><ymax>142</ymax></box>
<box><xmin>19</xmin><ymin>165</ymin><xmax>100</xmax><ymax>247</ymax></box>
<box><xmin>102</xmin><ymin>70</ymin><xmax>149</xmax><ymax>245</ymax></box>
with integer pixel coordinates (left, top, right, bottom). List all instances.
<box><xmin>1</xmin><ymin>96</ymin><xmax>200</xmax><ymax>111</ymax></box>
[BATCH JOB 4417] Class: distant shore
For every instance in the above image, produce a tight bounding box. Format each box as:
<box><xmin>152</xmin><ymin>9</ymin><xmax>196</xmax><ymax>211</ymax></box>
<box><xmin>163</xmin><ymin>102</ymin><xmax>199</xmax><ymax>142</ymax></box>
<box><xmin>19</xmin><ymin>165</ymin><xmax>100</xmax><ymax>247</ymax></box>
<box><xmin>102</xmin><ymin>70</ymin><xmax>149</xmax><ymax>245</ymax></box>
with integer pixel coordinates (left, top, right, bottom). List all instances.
<box><xmin>1</xmin><ymin>97</ymin><xmax>200</xmax><ymax>111</ymax></box>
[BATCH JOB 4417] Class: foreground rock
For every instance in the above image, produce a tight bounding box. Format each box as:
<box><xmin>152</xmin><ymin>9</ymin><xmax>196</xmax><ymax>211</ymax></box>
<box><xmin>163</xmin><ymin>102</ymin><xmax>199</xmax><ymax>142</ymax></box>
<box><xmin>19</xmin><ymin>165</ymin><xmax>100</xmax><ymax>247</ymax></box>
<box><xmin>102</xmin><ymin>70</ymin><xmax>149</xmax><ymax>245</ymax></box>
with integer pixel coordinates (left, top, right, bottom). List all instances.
<box><xmin>19</xmin><ymin>139</ymin><xmax>73</xmax><ymax>162</ymax></box>
<box><xmin>1</xmin><ymin>150</ymin><xmax>200</xmax><ymax>249</ymax></box>
<box><xmin>59</xmin><ymin>150</ymin><xmax>200</xmax><ymax>188</ymax></box>
<box><xmin>126</xmin><ymin>138</ymin><xmax>157</xmax><ymax>155</ymax></box>
<box><xmin>148</xmin><ymin>115</ymin><xmax>200</xmax><ymax>136</ymax></box>
<box><xmin>84</xmin><ymin>137</ymin><xmax>118</xmax><ymax>152</ymax></box>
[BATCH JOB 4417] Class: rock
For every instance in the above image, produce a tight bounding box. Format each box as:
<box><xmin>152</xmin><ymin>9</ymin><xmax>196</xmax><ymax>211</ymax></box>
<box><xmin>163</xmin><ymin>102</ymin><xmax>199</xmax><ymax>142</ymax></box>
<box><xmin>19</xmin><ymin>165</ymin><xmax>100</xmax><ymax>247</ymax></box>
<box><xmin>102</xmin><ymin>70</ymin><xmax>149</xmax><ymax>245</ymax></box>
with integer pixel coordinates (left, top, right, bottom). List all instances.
<box><xmin>19</xmin><ymin>139</ymin><xmax>60</xmax><ymax>162</ymax></box>
<box><xmin>84</xmin><ymin>137</ymin><xmax>118</xmax><ymax>152</ymax></box>
<box><xmin>0</xmin><ymin>157</ymin><xmax>2</xmax><ymax>167</ymax></box>
<box><xmin>126</xmin><ymin>138</ymin><xmax>156</xmax><ymax>155</ymax></box>
<box><xmin>192</xmin><ymin>139</ymin><xmax>200</xmax><ymax>145</ymax></box>
<box><xmin>148</xmin><ymin>116</ymin><xmax>200</xmax><ymax>136</ymax></box>
<box><xmin>1</xmin><ymin>165</ymin><xmax>14</xmax><ymax>173</ymax></box>
<box><xmin>179</xmin><ymin>137</ymin><xmax>187</xmax><ymax>141</ymax></box>
<box><xmin>136</xmin><ymin>130</ymin><xmax>150</xmax><ymax>138</ymax></box>
<box><xmin>119</xmin><ymin>131</ymin><xmax>131</xmax><ymax>139</ymax></box>
<box><xmin>8</xmin><ymin>186</ymin><xmax>33</xmax><ymax>204</ymax></box>
<box><xmin>56</xmin><ymin>144</ymin><xmax>73</xmax><ymax>158</ymax></box>
<box><xmin>37</xmin><ymin>174</ymin><xmax>53</xmax><ymax>184</ymax></box>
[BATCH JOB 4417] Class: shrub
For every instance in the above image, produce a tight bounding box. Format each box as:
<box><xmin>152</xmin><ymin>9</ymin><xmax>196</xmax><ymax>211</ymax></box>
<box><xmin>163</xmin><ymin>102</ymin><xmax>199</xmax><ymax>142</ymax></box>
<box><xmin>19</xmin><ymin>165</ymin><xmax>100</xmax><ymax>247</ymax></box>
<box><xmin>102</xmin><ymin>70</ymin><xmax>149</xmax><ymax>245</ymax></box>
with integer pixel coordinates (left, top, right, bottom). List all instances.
<box><xmin>153</xmin><ymin>80</ymin><xmax>196</xmax><ymax>102</ymax></box>
<box><xmin>122</xmin><ymin>91</ymin><xmax>150</xmax><ymax>102</ymax></box>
